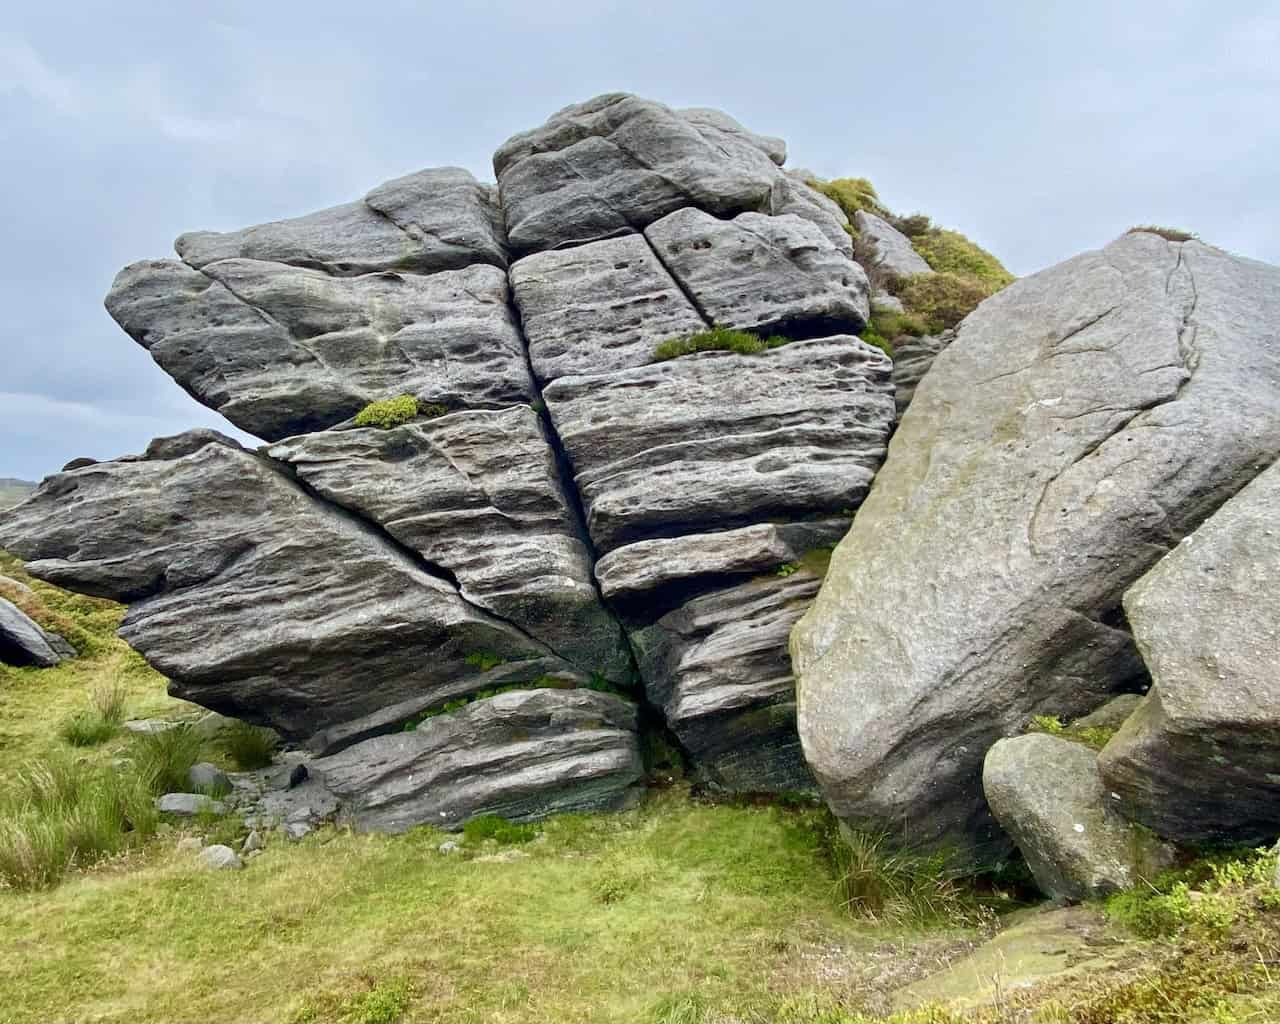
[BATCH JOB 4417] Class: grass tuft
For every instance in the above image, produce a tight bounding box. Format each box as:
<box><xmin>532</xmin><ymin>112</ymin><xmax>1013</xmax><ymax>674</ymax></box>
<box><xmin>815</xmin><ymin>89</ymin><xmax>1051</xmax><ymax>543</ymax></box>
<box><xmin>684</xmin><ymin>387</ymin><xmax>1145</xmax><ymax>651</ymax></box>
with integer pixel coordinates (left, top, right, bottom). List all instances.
<box><xmin>1127</xmin><ymin>225</ymin><xmax>1198</xmax><ymax>243</ymax></box>
<box><xmin>892</xmin><ymin>272</ymin><xmax>1001</xmax><ymax>334</ymax></box>
<box><xmin>218</xmin><ymin>719</ymin><xmax>278</xmax><ymax>770</ymax></box>
<box><xmin>654</xmin><ymin>327</ymin><xmax>791</xmax><ymax>362</ymax></box>
<box><xmin>462</xmin><ymin>815</ymin><xmax>539</xmax><ymax>846</ymax></box>
<box><xmin>129</xmin><ymin>725</ymin><xmax>203</xmax><ymax>795</ymax></box>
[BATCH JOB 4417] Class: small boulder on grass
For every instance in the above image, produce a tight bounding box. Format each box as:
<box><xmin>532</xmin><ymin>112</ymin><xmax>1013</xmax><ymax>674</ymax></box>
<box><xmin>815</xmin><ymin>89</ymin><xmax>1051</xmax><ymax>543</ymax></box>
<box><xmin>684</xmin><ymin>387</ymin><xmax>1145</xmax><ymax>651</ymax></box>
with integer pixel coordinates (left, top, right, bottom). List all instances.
<box><xmin>158</xmin><ymin>793</ymin><xmax>226</xmax><ymax>817</ymax></box>
<box><xmin>983</xmin><ymin>733</ymin><xmax>1177</xmax><ymax>903</ymax></box>
<box><xmin>188</xmin><ymin>762</ymin><xmax>231</xmax><ymax>795</ymax></box>
<box><xmin>197</xmin><ymin>844</ymin><xmax>243</xmax><ymax>870</ymax></box>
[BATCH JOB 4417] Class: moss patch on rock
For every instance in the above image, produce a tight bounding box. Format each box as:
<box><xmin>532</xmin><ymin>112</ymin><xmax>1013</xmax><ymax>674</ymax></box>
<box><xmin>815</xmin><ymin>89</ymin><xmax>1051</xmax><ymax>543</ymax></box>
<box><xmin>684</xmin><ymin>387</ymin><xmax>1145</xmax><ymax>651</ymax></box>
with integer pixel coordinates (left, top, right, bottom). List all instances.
<box><xmin>353</xmin><ymin>394</ymin><xmax>419</xmax><ymax>429</ymax></box>
<box><xmin>653</xmin><ymin>327</ymin><xmax>791</xmax><ymax>362</ymax></box>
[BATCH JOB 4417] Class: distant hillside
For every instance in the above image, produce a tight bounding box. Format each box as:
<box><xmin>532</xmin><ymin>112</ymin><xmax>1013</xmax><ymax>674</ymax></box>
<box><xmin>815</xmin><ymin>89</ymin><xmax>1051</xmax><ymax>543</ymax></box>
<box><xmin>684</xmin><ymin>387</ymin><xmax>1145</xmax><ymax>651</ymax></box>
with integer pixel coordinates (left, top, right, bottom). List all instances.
<box><xmin>0</xmin><ymin>478</ymin><xmax>36</xmax><ymax>509</ymax></box>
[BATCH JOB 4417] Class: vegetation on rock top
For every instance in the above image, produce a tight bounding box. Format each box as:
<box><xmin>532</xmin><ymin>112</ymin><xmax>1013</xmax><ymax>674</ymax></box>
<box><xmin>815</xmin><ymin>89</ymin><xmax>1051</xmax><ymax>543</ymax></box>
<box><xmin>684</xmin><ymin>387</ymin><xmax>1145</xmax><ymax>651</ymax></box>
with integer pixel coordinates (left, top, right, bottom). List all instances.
<box><xmin>353</xmin><ymin>394</ymin><xmax>421</xmax><ymax>429</ymax></box>
<box><xmin>1127</xmin><ymin>225</ymin><xmax>1199</xmax><ymax>243</ymax></box>
<box><xmin>653</xmin><ymin>326</ymin><xmax>792</xmax><ymax>362</ymax></box>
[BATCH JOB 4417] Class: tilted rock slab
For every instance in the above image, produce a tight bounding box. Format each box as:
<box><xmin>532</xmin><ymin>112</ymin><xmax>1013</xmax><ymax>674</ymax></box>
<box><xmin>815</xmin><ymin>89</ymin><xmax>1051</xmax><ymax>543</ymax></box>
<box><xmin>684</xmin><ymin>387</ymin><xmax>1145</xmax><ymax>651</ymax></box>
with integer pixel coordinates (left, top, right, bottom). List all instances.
<box><xmin>313</xmin><ymin>688</ymin><xmax>643</xmax><ymax>831</ymax></box>
<box><xmin>268</xmin><ymin>406</ymin><xmax>630</xmax><ymax>682</ymax></box>
<box><xmin>1099</xmin><ymin>460</ymin><xmax>1280</xmax><ymax>844</ymax></box>
<box><xmin>0</xmin><ymin>431</ymin><xmax>591</xmax><ymax>740</ymax></box>
<box><xmin>854</xmin><ymin>210</ymin><xmax>934</xmax><ymax>281</ymax></box>
<box><xmin>106</xmin><ymin>258</ymin><xmax>531</xmax><ymax>441</ymax></box>
<box><xmin>793</xmin><ymin>233</ymin><xmax>1280</xmax><ymax>867</ymax></box>
<box><xmin>984</xmin><ymin>733</ymin><xmax>1176</xmax><ymax>902</ymax></box>
<box><xmin>632</xmin><ymin>570</ymin><xmax>825</xmax><ymax>793</ymax></box>
<box><xmin>0</xmin><ymin>595</ymin><xmax>73</xmax><ymax>667</ymax></box>
<box><xmin>543</xmin><ymin>337</ymin><xmax>894</xmax><ymax>554</ymax></box>
<box><xmin>890</xmin><ymin>330</ymin><xmax>954</xmax><ymax>417</ymax></box>
<box><xmin>176</xmin><ymin>167</ymin><xmax>508</xmax><ymax>276</ymax></box>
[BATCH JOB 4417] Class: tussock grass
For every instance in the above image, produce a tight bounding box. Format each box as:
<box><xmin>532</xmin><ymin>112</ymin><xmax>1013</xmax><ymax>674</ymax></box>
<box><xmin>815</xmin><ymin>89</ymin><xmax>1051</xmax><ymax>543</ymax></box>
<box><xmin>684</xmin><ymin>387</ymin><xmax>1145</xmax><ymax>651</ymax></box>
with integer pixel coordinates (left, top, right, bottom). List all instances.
<box><xmin>654</xmin><ymin>327</ymin><xmax>791</xmax><ymax>362</ymax></box>
<box><xmin>1127</xmin><ymin>225</ymin><xmax>1198</xmax><ymax>243</ymax></box>
<box><xmin>57</xmin><ymin>680</ymin><xmax>130</xmax><ymax>747</ymax></box>
<box><xmin>130</xmin><ymin>725</ymin><xmax>203</xmax><ymax>795</ymax></box>
<box><xmin>219</xmin><ymin>719</ymin><xmax>277</xmax><ymax>770</ymax></box>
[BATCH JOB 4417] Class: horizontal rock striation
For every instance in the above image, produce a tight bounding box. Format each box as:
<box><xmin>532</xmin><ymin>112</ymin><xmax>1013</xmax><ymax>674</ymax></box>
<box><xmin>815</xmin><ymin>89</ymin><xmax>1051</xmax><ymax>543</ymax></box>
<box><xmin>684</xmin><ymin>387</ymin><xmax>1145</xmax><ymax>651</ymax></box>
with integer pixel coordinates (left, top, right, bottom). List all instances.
<box><xmin>793</xmin><ymin>232</ymin><xmax>1280</xmax><ymax>866</ymax></box>
<box><xmin>1098</xmin><ymin>460</ymin><xmax>1280</xmax><ymax>845</ymax></box>
<box><xmin>313</xmin><ymin>688</ymin><xmax>643</xmax><ymax>831</ymax></box>
<box><xmin>106</xmin><ymin>258</ymin><xmax>532</xmax><ymax>441</ymax></box>
<box><xmin>177</xmin><ymin>167</ymin><xmax>508</xmax><ymax>276</ymax></box>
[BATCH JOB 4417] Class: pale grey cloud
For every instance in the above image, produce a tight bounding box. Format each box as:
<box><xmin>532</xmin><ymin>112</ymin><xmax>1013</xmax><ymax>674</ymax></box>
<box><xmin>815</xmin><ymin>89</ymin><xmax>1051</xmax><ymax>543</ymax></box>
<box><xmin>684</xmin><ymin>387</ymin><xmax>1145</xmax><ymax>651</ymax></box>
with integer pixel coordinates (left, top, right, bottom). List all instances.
<box><xmin>2</xmin><ymin>0</ymin><xmax>1277</xmax><ymax>480</ymax></box>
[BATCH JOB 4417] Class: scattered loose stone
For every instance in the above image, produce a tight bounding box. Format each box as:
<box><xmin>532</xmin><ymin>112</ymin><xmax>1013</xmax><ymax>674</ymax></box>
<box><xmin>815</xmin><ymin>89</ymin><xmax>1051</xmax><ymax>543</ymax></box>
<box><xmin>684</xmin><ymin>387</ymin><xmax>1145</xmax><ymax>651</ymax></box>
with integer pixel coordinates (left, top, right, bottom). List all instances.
<box><xmin>175</xmin><ymin>836</ymin><xmax>203</xmax><ymax>853</ymax></box>
<box><xmin>197</xmin><ymin>844</ymin><xmax>244</xmax><ymax>870</ymax></box>
<box><xmin>242</xmin><ymin>830</ymin><xmax>264</xmax><ymax>853</ymax></box>
<box><xmin>438</xmin><ymin>840</ymin><xmax>461</xmax><ymax>856</ymax></box>
<box><xmin>188</xmin><ymin>762</ymin><xmax>231</xmax><ymax>794</ymax></box>
<box><xmin>158</xmin><ymin>793</ymin><xmax>226</xmax><ymax>817</ymax></box>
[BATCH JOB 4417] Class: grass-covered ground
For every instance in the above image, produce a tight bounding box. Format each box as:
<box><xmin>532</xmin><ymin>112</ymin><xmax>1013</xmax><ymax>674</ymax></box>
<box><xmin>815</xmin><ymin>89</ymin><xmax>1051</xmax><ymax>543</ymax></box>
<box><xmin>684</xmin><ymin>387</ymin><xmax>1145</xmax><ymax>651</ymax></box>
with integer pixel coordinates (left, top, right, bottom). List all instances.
<box><xmin>3</xmin><ymin>552</ymin><xmax>1280</xmax><ymax>1023</ymax></box>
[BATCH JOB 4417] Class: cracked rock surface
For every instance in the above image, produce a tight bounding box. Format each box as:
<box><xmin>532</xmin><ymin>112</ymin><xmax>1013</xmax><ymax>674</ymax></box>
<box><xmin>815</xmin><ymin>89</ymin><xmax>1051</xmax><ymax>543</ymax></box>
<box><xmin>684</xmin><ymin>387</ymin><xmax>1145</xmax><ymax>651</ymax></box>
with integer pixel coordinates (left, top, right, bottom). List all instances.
<box><xmin>792</xmin><ymin>232</ymin><xmax>1280</xmax><ymax>867</ymax></box>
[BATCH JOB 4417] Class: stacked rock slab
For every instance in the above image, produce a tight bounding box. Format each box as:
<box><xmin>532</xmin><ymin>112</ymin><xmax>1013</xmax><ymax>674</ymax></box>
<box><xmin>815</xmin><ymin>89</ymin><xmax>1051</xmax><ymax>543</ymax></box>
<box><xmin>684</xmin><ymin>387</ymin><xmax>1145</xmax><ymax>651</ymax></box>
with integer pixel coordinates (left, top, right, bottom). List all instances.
<box><xmin>1098</xmin><ymin>460</ymin><xmax>1280</xmax><ymax>845</ymax></box>
<box><xmin>0</xmin><ymin>92</ymin><xmax>899</xmax><ymax>820</ymax></box>
<box><xmin>498</xmin><ymin>93</ymin><xmax>895</xmax><ymax>790</ymax></box>
<box><xmin>792</xmin><ymin>232</ymin><xmax>1280</xmax><ymax>866</ymax></box>
<box><xmin>0</xmin><ymin>595</ymin><xmax>74</xmax><ymax>667</ymax></box>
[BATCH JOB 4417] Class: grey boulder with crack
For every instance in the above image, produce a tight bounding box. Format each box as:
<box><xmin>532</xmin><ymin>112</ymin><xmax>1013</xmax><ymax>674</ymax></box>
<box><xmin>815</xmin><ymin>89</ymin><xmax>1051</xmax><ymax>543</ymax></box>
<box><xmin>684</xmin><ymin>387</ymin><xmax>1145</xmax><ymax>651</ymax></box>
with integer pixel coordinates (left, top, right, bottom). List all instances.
<box><xmin>105</xmin><ymin>259</ymin><xmax>532</xmax><ymax>441</ymax></box>
<box><xmin>312</xmin><ymin>689</ymin><xmax>643</xmax><ymax>832</ymax></box>
<box><xmin>1099</xmin><ymin>460</ymin><xmax>1280</xmax><ymax>845</ymax></box>
<box><xmin>543</xmin><ymin>337</ymin><xmax>894</xmax><ymax>554</ymax></box>
<box><xmin>509</xmin><ymin>233</ymin><xmax>706</xmax><ymax>383</ymax></box>
<box><xmin>0</xmin><ymin>430</ymin><xmax>587</xmax><ymax>740</ymax></box>
<box><xmin>268</xmin><ymin>406</ymin><xmax>631</xmax><ymax>683</ymax></box>
<box><xmin>792</xmin><ymin>232</ymin><xmax>1280</xmax><ymax>867</ymax></box>
<box><xmin>176</xmin><ymin>167</ymin><xmax>508</xmax><ymax>276</ymax></box>
<box><xmin>644</xmin><ymin>209</ymin><xmax>869</xmax><ymax>337</ymax></box>
<box><xmin>984</xmin><ymin>733</ymin><xmax>1177</xmax><ymax>902</ymax></box>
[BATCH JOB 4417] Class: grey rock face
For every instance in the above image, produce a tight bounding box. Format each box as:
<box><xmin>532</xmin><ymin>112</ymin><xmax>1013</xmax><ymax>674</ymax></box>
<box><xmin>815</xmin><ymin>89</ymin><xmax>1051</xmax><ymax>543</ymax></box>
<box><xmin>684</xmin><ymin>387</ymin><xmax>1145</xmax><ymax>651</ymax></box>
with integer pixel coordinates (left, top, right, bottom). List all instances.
<box><xmin>793</xmin><ymin>234</ymin><xmax>1280</xmax><ymax>867</ymax></box>
<box><xmin>854</xmin><ymin>211</ymin><xmax>934</xmax><ymax>281</ymax></box>
<box><xmin>632</xmin><ymin>572</ymin><xmax>823</xmax><ymax>793</ymax></box>
<box><xmin>678</xmin><ymin>107</ymin><xmax>787</xmax><ymax>166</ymax></box>
<box><xmin>1072</xmin><ymin>694</ymin><xmax>1145</xmax><ymax>734</ymax></box>
<box><xmin>177</xmin><ymin>167</ymin><xmax>508</xmax><ymax>276</ymax></box>
<box><xmin>644</xmin><ymin>209</ymin><xmax>869</xmax><ymax>337</ymax></box>
<box><xmin>0</xmin><ymin>431</ymin><xmax>587</xmax><ymax>740</ymax></box>
<box><xmin>494</xmin><ymin>93</ymin><xmax>782</xmax><ymax>257</ymax></box>
<box><xmin>0</xmin><ymin>596</ymin><xmax>69</xmax><ymax>667</ymax></box>
<box><xmin>1099</xmin><ymin>461</ymin><xmax>1280</xmax><ymax>844</ymax></box>
<box><xmin>544</xmin><ymin>338</ymin><xmax>894</xmax><ymax>554</ymax></box>
<box><xmin>312</xmin><ymin>689</ymin><xmax>643</xmax><ymax>832</ymax></box>
<box><xmin>889</xmin><ymin>331</ymin><xmax>954</xmax><ymax>417</ymax></box>
<box><xmin>984</xmin><ymin>734</ymin><xmax>1176</xmax><ymax>902</ymax></box>
<box><xmin>105</xmin><ymin>259</ymin><xmax>531</xmax><ymax>441</ymax></box>
<box><xmin>159</xmin><ymin>793</ymin><xmax>227</xmax><ymax>816</ymax></box>
<box><xmin>269</xmin><ymin>407</ymin><xmax>630</xmax><ymax>682</ymax></box>
<box><xmin>509</xmin><ymin>233</ymin><xmax>706</xmax><ymax>383</ymax></box>
<box><xmin>197</xmin><ymin>844</ymin><xmax>244</xmax><ymax>870</ymax></box>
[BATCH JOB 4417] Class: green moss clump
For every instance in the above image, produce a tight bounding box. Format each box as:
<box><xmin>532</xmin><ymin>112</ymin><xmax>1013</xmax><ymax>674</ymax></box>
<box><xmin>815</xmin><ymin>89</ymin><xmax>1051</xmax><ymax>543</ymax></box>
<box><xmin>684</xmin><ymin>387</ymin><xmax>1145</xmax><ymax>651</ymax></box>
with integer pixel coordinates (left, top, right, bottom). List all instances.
<box><xmin>653</xmin><ymin>327</ymin><xmax>790</xmax><ymax>362</ymax></box>
<box><xmin>1127</xmin><ymin>225</ymin><xmax>1198</xmax><ymax>243</ymax></box>
<box><xmin>353</xmin><ymin>394</ymin><xmax>419</xmax><ymax>429</ymax></box>
<box><xmin>462</xmin><ymin>814</ymin><xmax>539</xmax><ymax>845</ymax></box>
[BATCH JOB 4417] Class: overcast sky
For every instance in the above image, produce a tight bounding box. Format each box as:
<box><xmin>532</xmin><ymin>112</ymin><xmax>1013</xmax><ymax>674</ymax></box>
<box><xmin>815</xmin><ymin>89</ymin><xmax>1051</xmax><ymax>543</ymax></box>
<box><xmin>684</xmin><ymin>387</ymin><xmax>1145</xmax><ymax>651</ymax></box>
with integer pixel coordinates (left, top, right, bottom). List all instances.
<box><xmin>2</xmin><ymin>1</ymin><xmax>1277</xmax><ymax>480</ymax></box>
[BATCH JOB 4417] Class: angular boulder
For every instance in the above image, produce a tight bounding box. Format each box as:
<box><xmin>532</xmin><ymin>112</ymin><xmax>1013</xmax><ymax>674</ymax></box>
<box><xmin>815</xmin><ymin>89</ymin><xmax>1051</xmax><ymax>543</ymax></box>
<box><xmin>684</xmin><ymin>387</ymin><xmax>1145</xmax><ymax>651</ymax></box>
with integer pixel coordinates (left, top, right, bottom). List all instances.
<box><xmin>644</xmin><ymin>209</ymin><xmax>869</xmax><ymax>337</ymax></box>
<box><xmin>494</xmin><ymin>93</ymin><xmax>780</xmax><ymax>257</ymax></box>
<box><xmin>889</xmin><ymin>330</ymin><xmax>954</xmax><ymax>417</ymax></box>
<box><xmin>0</xmin><ymin>430</ymin><xmax>587</xmax><ymax>740</ymax></box>
<box><xmin>313</xmin><ymin>688</ymin><xmax>643</xmax><ymax>831</ymax></box>
<box><xmin>105</xmin><ymin>259</ymin><xmax>531</xmax><ymax>441</ymax></box>
<box><xmin>268</xmin><ymin>406</ymin><xmax>630</xmax><ymax>682</ymax></box>
<box><xmin>0</xmin><ymin>596</ymin><xmax>72</xmax><ymax>668</ymax></box>
<box><xmin>793</xmin><ymin>233</ymin><xmax>1280</xmax><ymax>866</ymax></box>
<box><xmin>1099</xmin><ymin>460</ymin><xmax>1280</xmax><ymax>844</ymax></box>
<box><xmin>984</xmin><ymin>733</ymin><xmax>1176</xmax><ymax>902</ymax></box>
<box><xmin>176</xmin><ymin>167</ymin><xmax>507</xmax><ymax>276</ymax></box>
<box><xmin>854</xmin><ymin>210</ymin><xmax>933</xmax><ymax>281</ymax></box>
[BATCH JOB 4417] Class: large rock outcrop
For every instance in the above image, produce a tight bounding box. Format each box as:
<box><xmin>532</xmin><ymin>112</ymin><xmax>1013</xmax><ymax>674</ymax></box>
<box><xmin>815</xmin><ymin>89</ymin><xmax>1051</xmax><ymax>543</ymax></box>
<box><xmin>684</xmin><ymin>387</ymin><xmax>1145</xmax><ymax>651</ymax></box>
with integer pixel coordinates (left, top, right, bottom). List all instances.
<box><xmin>1</xmin><ymin>92</ymin><xmax>923</xmax><ymax>823</ymax></box>
<box><xmin>792</xmin><ymin>232</ymin><xmax>1280</xmax><ymax>865</ymax></box>
<box><xmin>1098</xmin><ymin>460</ymin><xmax>1280</xmax><ymax>845</ymax></box>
